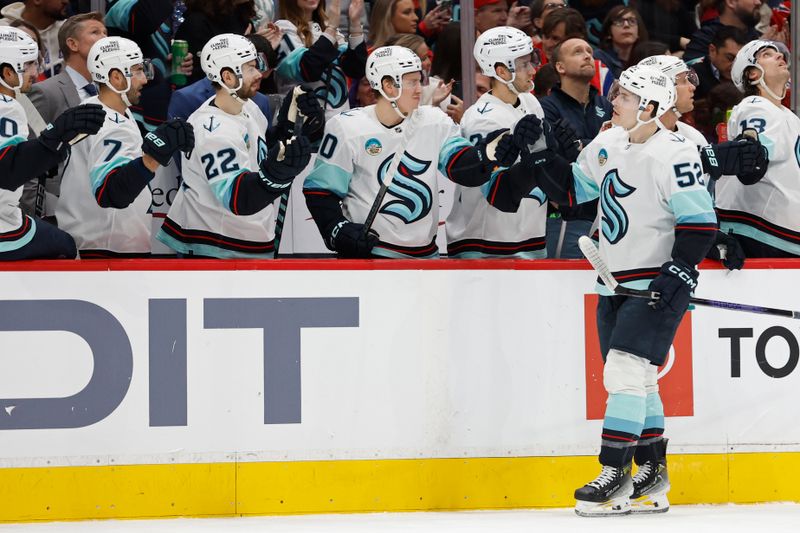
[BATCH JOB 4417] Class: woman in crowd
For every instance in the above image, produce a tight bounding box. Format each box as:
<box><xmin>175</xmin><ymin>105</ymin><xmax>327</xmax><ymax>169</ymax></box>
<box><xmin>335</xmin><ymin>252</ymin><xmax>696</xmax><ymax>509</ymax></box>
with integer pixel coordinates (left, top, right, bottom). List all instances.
<box><xmin>593</xmin><ymin>5</ymin><xmax>648</xmax><ymax>79</ymax></box>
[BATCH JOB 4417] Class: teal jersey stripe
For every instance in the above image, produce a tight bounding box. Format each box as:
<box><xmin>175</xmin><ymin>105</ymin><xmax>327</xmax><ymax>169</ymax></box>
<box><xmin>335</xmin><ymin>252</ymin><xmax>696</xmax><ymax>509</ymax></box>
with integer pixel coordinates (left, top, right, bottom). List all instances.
<box><xmin>572</xmin><ymin>162</ymin><xmax>599</xmax><ymax>203</ymax></box>
<box><xmin>759</xmin><ymin>133</ymin><xmax>776</xmax><ymax>160</ymax></box>
<box><xmin>603</xmin><ymin>415</ymin><xmax>645</xmax><ymax>436</ymax></box>
<box><xmin>644</xmin><ymin>392</ymin><xmax>664</xmax><ymax>429</ymax></box>
<box><xmin>90</xmin><ymin>155</ymin><xmax>133</xmax><ymax>196</ymax></box>
<box><xmin>595</xmin><ymin>278</ymin><xmax>652</xmax><ymax>296</ymax></box>
<box><xmin>449</xmin><ymin>249</ymin><xmax>547</xmax><ymax>259</ymax></box>
<box><xmin>670</xmin><ymin>189</ymin><xmax>716</xmax><ymax>224</ymax></box>
<box><xmin>0</xmin><ymin>217</ymin><xmax>36</xmax><ymax>253</ymax></box>
<box><xmin>0</xmin><ymin>134</ymin><xmax>26</xmax><ymax>150</ymax></box>
<box><xmin>372</xmin><ymin>246</ymin><xmax>439</xmax><ymax>259</ymax></box>
<box><xmin>276</xmin><ymin>47</ymin><xmax>305</xmax><ymax>80</ymax></box>
<box><xmin>720</xmin><ymin>221</ymin><xmax>800</xmax><ymax>256</ymax></box>
<box><xmin>438</xmin><ymin>136</ymin><xmax>472</xmax><ymax>176</ymax></box>
<box><xmin>304</xmin><ymin>159</ymin><xmax>351</xmax><ymax>198</ymax></box>
<box><xmin>104</xmin><ymin>0</ymin><xmax>137</xmax><ymax>30</ymax></box>
<box><xmin>208</xmin><ymin>167</ymin><xmax>251</xmax><ymax>210</ymax></box>
<box><xmin>605</xmin><ymin>392</ymin><xmax>647</xmax><ymax>422</ymax></box>
<box><xmin>156</xmin><ymin>230</ymin><xmax>275</xmax><ymax>259</ymax></box>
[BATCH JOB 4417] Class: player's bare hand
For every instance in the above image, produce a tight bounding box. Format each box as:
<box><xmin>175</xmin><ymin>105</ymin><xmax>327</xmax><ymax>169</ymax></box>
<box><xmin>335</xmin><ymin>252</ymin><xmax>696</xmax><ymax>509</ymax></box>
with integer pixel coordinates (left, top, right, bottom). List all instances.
<box><xmin>432</xmin><ymin>78</ymin><xmax>454</xmax><ymax>107</ymax></box>
<box><xmin>507</xmin><ymin>3</ymin><xmax>532</xmax><ymax>31</ymax></box>
<box><xmin>422</xmin><ymin>5</ymin><xmax>451</xmax><ymax>33</ymax></box>
<box><xmin>348</xmin><ymin>0</ymin><xmax>365</xmax><ymax>28</ymax></box>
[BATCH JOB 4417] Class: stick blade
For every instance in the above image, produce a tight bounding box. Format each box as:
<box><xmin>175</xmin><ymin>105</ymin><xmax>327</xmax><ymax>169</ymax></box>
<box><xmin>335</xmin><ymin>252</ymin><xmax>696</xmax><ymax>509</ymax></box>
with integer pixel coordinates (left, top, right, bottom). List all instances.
<box><xmin>578</xmin><ymin>235</ymin><xmax>618</xmax><ymax>291</ymax></box>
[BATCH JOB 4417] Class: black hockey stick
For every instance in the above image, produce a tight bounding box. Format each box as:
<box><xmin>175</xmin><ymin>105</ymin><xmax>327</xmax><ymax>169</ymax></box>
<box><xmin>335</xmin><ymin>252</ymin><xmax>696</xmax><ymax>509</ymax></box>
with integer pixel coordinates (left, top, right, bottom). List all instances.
<box><xmin>577</xmin><ymin>236</ymin><xmax>800</xmax><ymax>319</ymax></box>
<box><xmin>273</xmin><ymin>86</ymin><xmax>305</xmax><ymax>258</ymax></box>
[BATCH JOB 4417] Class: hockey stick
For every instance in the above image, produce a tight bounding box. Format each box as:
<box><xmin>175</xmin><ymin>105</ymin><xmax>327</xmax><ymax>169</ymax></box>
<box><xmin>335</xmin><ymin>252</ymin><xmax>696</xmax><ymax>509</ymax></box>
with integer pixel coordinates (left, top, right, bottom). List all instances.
<box><xmin>273</xmin><ymin>86</ymin><xmax>305</xmax><ymax>258</ymax></box>
<box><xmin>577</xmin><ymin>236</ymin><xmax>800</xmax><ymax>319</ymax></box>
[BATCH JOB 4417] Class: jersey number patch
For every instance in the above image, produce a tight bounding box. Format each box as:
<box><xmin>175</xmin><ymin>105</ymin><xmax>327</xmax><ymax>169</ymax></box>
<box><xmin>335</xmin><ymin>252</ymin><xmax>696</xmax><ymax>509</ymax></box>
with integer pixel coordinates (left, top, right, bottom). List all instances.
<box><xmin>600</xmin><ymin>169</ymin><xmax>636</xmax><ymax>245</ymax></box>
<box><xmin>201</xmin><ymin>148</ymin><xmax>240</xmax><ymax>179</ymax></box>
<box><xmin>377</xmin><ymin>152</ymin><xmax>433</xmax><ymax>224</ymax></box>
<box><xmin>0</xmin><ymin>117</ymin><xmax>18</xmax><ymax>138</ymax></box>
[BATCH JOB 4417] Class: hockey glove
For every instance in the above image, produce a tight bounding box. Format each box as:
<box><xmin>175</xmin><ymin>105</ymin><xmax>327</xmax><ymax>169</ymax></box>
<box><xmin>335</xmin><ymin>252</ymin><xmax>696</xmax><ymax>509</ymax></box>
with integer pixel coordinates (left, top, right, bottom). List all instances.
<box><xmin>551</xmin><ymin>118</ymin><xmax>581</xmax><ymax>162</ymax></box>
<box><xmin>706</xmin><ymin>230</ymin><xmax>745</xmax><ymax>270</ymax></box>
<box><xmin>276</xmin><ymin>85</ymin><xmax>325</xmax><ymax>140</ymax></box>
<box><xmin>510</xmin><ymin>114</ymin><xmax>544</xmax><ymax>154</ymax></box>
<box><xmin>700</xmin><ymin>135</ymin><xmax>768</xmax><ymax>182</ymax></box>
<box><xmin>258</xmin><ymin>136</ymin><xmax>312</xmax><ymax>193</ymax></box>
<box><xmin>38</xmin><ymin>104</ymin><xmax>106</xmax><ymax>153</ymax></box>
<box><xmin>734</xmin><ymin>131</ymin><xmax>769</xmax><ymax>185</ymax></box>
<box><xmin>328</xmin><ymin>220</ymin><xmax>379</xmax><ymax>258</ymax></box>
<box><xmin>142</xmin><ymin>119</ymin><xmax>195</xmax><ymax>167</ymax></box>
<box><xmin>648</xmin><ymin>259</ymin><xmax>699</xmax><ymax>313</ymax></box>
<box><xmin>477</xmin><ymin>128</ymin><xmax>517</xmax><ymax>167</ymax></box>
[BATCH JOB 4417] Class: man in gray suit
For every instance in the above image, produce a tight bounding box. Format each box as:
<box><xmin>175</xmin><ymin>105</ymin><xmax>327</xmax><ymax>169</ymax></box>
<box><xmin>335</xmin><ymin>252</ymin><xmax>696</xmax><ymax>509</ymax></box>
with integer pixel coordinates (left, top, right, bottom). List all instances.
<box><xmin>25</xmin><ymin>11</ymin><xmax>106</xmax><ymax>218</ymax></box>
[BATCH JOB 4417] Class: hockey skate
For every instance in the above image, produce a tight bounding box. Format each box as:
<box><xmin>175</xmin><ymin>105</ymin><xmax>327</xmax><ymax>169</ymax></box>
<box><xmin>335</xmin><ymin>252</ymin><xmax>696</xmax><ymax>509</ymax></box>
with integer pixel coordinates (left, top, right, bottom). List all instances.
<box><xmin>574</xmin><ymin>464</ymin><xmax>633</xmax><ymax>517</ymax></box>
<box><xmin>631</xmin><ymin>439</ymin><xmax>670</xmax><ymax>513</ymax></box>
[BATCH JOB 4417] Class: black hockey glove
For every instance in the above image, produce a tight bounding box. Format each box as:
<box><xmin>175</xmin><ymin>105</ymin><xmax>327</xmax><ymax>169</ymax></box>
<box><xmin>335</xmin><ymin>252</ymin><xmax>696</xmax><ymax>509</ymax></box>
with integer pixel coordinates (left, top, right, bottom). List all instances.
<box><xmin>276</xmin><ymin>85</ymin><xmax>325</xmax><ymax>140</ymax></box>
<box><xmin>476</xmin><ymin>128</ymin><xmax>516</xmax><ymax>167</ymax></box>
<box><xmin>648</xmin><ymin>259</ymin><xmax>699</xmax><ymax>313</ymax></box>
<box><xmin>142</xmin><ymin>119</ymin><xmax>195</xmax><ymax>166</ymax></box>
<box><xmin>510</xmin><ymin>114</ymin><xmax>544</xmax><ymax>154</ymax></box>
<box><xmin>38</xmin><ymin>103</ymin><xmax>106</xmax><ymax>153</ymax></box>
<box><xmin>550</xmin><ymin>118</ymin><xmax>581</xmax><ymax>162</ymax></box>
<box><xmin>328</xmin><ymin>220</ymin><xmax>379</xmax><ymax>258</ymax></box>
<box><xmin>700</xmin><ymin>135</ymin><xmax>768</xmax><ymax>182</ymax></box>
<box><xmin>706</xmin><ymin>230</ymin><xmax>745</xmax><ymax>270</ymax></box>
<box><xmin>258</xmin><ymin>136</ymin><xmax>312</xmax><ymax>193</ymax></box>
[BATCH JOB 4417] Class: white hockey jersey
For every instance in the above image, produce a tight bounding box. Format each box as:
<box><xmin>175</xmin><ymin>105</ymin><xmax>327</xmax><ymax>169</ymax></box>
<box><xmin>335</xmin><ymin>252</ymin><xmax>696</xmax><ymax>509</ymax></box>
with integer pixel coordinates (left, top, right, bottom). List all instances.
<box><xmin>0</xmin><ymin>94</ymin><xmax>33</xmax><ymax>252</ymax></box>
<box><xmin>572</xmin><ymin>126</ymin><xmax>717</xmax><ymax>294</ymax></box>
<box><xmin>274</xmin><ymin>20</ymin><xmax>351</xmax><ymax>120</ymax></box>
<box><xmin>157</xmin><ymin>97</ymin><xmax>274</xmax><ymax>258</ymax></box>
<box><xmin>446</xmin><ymin>91</ymin><xmax>548</xmax><ymax>258</ymax></box>
<box><xmin>304</xmin><ymin>105</ymin><xmax>474</xmax><ymax>258</ymax></box>
<box><xmin>715</xmin><ymin>96</ymin><xmax>800</xmax><ymax>255</ymax></box>
<box><xmin>56</xmin><ymin>96</ymin><xmax>152</xmax><ymax>256</ymax></box>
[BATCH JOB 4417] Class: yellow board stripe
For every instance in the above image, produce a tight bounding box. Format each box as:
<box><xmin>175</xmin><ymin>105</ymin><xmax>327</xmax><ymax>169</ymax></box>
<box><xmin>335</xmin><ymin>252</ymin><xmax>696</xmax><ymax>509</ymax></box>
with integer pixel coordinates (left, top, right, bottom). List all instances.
<box><xmin>0</xmin><ymin>453</ymin><xmax>798</xmax><ymax>522</ymax></box>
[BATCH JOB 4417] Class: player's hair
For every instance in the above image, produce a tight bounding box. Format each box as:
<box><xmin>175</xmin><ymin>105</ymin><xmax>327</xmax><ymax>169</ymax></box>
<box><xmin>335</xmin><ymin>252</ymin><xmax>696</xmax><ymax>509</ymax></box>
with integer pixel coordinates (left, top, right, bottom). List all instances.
<box><xmin>277</xmin><ymin>0</ymin><xmax>328</xmax><ymax>48</ymax></box>
<box><xmin>542</xmin><ymin>8</ymin><xmax>586</xmax><ymax>41</ymax></box>
<box><xmin>369</xmin><ymin>0</ymin><xmax>407</xmax><ymax>48</ymax></box>
<box><xmin>742</xmin><ymin>66</ymin><xmax>761</xmax><ymax>97</ymax></box>
<box><xmin>58</xmin><ymin>12</ymin><xmax>104</xmax><ymax>60</ymax></box>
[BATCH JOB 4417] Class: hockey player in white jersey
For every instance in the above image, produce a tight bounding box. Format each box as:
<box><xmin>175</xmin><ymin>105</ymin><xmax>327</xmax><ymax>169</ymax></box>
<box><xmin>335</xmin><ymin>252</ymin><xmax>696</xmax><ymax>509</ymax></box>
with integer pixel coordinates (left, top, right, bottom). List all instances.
<box><xmin>57</xmin><ymin>36</ymin><xmax>194</xmax><ymax>257</ymax></box>
<box><xmin>525</xmin><ymin>65</ymin><xmax>716</xmax><ymax>516</ymax></box>
<box><xmin>303</xmin><ymin>45</ymin><xmax>528</xmax><ymax>258</ymax></box>
<box><xmin>157</xmin><ymin>34</ymin><xmax>313</xmax><ymax>258</ymax></box>
<box><xmin>0</xmin><ymin>27</ymin><xmax>104</xmax><ymax>260</ymax></box>
<box><xmin>638</xmin><ymin>54</ymin><xmax>769</xmax><ymax>269</ymax></box>
<box><xmin>715</xmin><ymin>40</ymin><xmax>800</xmax><ymax>257</ymax></box>
<box><xmin>446</xmin><ymin>26</ymin><xmax>580</xmax><ymax>258</ymax></box>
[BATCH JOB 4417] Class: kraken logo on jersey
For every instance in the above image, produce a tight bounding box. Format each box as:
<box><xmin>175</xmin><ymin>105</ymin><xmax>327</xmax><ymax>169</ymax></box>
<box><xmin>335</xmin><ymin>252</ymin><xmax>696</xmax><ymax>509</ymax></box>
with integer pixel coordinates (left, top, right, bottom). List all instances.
<box><xmin>377</xmin><ymin>152</ymin><xmax>433</xmax><ymax>224</ymax></box>
<box><xmin>600</xmin><ymin>169</ymin><xmax>636</xmax><ymax>245</ymax></box>
<box><xmin>317</xmin><ymin>66</ymin><xmax>348</xmax><ymax>110</ymax></box>
<box><xmin>795</xmin><ymin>136</ymin><xmax>800</xmax><ymax>168</ymax></box>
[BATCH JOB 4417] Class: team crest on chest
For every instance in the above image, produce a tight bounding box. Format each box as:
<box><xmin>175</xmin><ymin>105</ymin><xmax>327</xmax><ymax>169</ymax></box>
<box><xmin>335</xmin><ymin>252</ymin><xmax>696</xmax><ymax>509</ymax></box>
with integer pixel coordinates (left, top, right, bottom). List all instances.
<box><xmin>598</xmin><ymin>148</ymin><xmax>608</xmax><ymax>166</ymax></box>
<box><xmin>365</xmin><ymin>138</ymin><xmax>382</xmax><ymax>156</ymax></box>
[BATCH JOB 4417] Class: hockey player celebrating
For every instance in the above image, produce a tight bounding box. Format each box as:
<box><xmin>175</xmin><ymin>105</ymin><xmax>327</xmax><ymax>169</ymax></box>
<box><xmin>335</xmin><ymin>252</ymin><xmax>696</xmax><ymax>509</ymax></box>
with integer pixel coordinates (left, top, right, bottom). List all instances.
<box><xmin>303</xmin><ymin>45</ymin><xmax>527</xmax><ymax>258</ymax></box>
<box><xmin>637</xmin><ymin>54</ymin><xmax>769</xmax><ymax>269</ymax></box>
<box><xmin>715</xmin><ymin>40</ymin><xmax>799</xmax><ymax>258</ymax></box>
<box><xmin>0</xmin><ymin>27</ymin><xmax>104</xmax><ymax>259</ymax></box>
<box><xmin>525</xmin><ymin>65</ymin><xmax>716</xmax><ymax>515</ymax></box>
<box><xmin>157</xmin><ymin>34</ymin><xmax>314</xmax><ymax>258</ymax></box>
<box><xmin>57</xmin><ymin>36</ymin><xmax>194</xmax><ymax>257</ymax></box>
<box><xmin>446</xmin><ymin>26</ymin><xmax>578</xmax><ymax>258</ymax></box>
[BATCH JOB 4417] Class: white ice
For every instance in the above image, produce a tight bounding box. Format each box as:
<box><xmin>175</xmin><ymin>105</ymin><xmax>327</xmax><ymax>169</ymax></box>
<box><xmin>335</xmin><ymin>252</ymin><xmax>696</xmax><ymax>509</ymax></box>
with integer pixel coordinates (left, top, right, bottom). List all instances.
<box><xmin>0</xmin><ymin>504</ymin><xmax>798</xmax><ymax>533</ymax></box>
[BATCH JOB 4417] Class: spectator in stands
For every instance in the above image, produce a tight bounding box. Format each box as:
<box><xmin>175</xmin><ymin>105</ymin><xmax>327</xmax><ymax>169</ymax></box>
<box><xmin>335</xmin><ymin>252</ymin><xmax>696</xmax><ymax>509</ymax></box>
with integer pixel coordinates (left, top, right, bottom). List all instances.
<box><xmin>533</xmin><ymin>62</ymin><xmax>558</xmax><ymax>97</ymax></box>
<box><xmin>530</xmin><ymin>0</ymin><xmax>565</xmax><ymax>44</ymax></box>
<box><xmin>692</xmin><ymin>25</ymin><xmax>749</xmax><ymax>99</ymax></box>
<box><xmin>348</xmin><ymin>76</ymin><xmax>377</xmax><ymax>107</ymax></box>
<box><xmin>415</xmin><ymin>2</ymin><xmax>452</xmax><ymax>44</ymax></box>
<box><xmin>431</xmin><ymin>21</ymin><xmax>462</xmax><ymax>93</ymax></box>
<box><xmin>564</xmin><ymin>0</ymin><xmax>625</xmax><ymax>46</ymax></box>
<box><xmin>275</xmin><ymin>0</ymin><xmax>367</xmax><ymax>121</ymax></box>
<box><xmin>629</xmin><ymin>40</ymin><xmax>670</xmax><ymax>65</ymax></box>
<box><xmin>369</xmin><ymin>0</ymin><xmax>418</xmax><ymax>46</ymax></box>
<box><xmin>474</xmin><ymin>0</ymin><xmax>508</xmax><ymax>34</ymax></box>
<box><xmin>507</xmin><ymin>1</ymin><xmax>534</xmax><ymax>36</ymax></box>
<box><xmin>593</xmin><ymin>5</ymin><xmax>648</xmax><ymax>79</ymax></box>
<box><xmin>540</xmin><ymin>7</ymin><xmax>586</xmax><ymax>62</ymax></box>
<box><xmin>0</xmin><ymin>0</ymin><xmax>68</xmax><ymax>78</ymax></box>
<box><xmin>105</xmin><ymin>0</ymin><xmax>194</xmax><ymax>133</ymax></box>
<box><xmin>26</xmin><ymin>11</ymin><xmax>106</xmax><ymax>218</ymax></box>
<box><xmin>175</xmin><ymin>0</ymin><xmax>255</xmax><ymax>85</ymax></box>
<box><xmin>638</xmin><ymin>0</ymin><xmax>698</xmax><ymax>53</ymax></box>
<box><xmin>683</xmin><ymin>0</ymin><xmax>763</xmax><ymax>63</ymax></box>
<box><xmin>540</xmin><ymin>37</ymin><xmax>610</xmax><ymax>258</ymax></box>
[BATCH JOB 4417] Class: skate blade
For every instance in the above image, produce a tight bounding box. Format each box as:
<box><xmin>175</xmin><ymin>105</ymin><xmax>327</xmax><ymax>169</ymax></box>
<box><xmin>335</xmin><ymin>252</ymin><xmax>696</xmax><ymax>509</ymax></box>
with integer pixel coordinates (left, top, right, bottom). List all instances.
<box><xmin>631</xmin><ymin>493</ymin><xmax>670</xmax><ymax>514</ymax></box>
<box><xmin>575</xmin><ymin>497</ymin><xmax>632</xmax><ymax>517</ymax></box>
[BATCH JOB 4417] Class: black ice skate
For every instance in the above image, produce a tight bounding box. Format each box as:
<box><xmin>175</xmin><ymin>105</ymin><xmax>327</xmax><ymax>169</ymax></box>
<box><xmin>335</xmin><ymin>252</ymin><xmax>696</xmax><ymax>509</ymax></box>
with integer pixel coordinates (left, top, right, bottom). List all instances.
<box><xmin>631</xmin><ymin>438</ymin><xmax>670</xmax><ymax>513</ymax></box>
<box><xmin>574</xmin><ymin>464</ymin><xmax>633</xmax><ymax>517</ymax></box>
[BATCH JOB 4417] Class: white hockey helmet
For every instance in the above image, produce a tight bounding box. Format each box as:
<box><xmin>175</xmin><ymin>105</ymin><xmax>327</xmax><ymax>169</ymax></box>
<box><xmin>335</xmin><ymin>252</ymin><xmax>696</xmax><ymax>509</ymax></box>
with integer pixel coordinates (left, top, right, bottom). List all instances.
<box><xmin>731</xmin><ymin>39</ymin><xmax>789</xmax><ymax>97</ymax></box>
<box><xmin>474</xmin><ymin>26</ymin><xmax>536</xmax><ymax>92</ymax></box>
<box><xmin>0</xmin><ymin>27</ymin><xmax>39</xmax><ymax>91</ymax></box>
<box><xmin>609</xmin><ymin>65</ymin><xmax>676</xmax><ymax>133</ymax></box>
<box><xmin>366</xmin><ymin>46</ymin><xmax>422</xmax><ymax>117</ymax></box>
<box><xmin>201</xmin><ymin>33</ymin><xmax>260</xmax><ymax>93</ymax></box>
<box><xmin>637</xmin><ymin>55</ymin><xmax>698</xmax><ymax>87</ymax></box>
<box><xmin>88</xmin><ymin>36</ymin><xmax>153</xmax><ymax>100</ymax></box>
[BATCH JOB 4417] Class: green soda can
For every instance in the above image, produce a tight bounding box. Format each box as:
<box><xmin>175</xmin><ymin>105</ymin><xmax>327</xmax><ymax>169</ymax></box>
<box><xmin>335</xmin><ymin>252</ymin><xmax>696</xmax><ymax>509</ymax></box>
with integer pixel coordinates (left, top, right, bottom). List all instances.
<box><xmin>171</xmin><ymin>39</ymin><xmax>189</xmax><ymax>86</ymax></box>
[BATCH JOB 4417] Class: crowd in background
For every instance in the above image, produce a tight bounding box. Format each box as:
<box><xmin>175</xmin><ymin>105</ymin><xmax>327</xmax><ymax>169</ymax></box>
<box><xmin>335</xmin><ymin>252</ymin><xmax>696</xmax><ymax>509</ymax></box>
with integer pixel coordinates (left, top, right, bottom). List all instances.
<box><xmin>0</xmin><ymin>0</ymin><xmax>794</xmax><ymax>259</ymax></box>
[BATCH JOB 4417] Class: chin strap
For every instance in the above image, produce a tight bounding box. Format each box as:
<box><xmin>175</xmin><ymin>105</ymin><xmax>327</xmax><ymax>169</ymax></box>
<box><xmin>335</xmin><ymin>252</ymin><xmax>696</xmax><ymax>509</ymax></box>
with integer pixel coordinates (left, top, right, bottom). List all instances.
<box><xmin>750</xmin><ymin>65</ymin><xmax>788</xmax><ymax>101</ymax></box>
<box><xmin>0</xmin><ymin>70</ymin><xmax>23</xmax><ymax>92</ymax></box>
